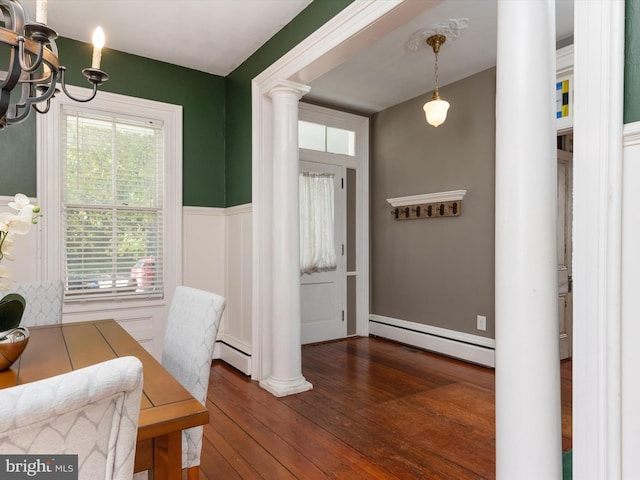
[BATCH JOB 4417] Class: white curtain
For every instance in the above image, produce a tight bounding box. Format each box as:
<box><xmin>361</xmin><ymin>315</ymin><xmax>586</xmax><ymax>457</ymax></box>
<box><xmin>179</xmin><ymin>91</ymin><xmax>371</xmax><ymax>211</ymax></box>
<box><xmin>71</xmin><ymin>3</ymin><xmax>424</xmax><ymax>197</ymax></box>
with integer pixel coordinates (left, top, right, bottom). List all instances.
<box><xmin>299</xmin><ymin>172</ymin><xmax>336</xmax><ymax>274</ymax></box>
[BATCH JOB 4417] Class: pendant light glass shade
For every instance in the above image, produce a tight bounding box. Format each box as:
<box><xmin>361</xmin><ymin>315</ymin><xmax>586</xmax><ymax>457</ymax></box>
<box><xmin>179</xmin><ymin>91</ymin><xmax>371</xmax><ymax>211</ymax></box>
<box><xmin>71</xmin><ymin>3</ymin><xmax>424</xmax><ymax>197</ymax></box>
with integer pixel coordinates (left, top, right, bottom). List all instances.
<box><xmin>423</xmin><ymin>96</ymin><xmax>450</xmax><ymax>127</ymax></box>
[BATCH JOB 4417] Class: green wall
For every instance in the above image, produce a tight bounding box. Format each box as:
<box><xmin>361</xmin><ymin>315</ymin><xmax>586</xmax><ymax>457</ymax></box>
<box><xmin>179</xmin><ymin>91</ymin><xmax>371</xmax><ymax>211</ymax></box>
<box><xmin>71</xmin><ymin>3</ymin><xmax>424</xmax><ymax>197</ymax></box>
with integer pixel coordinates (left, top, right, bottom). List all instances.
<box><xmin>0</xmin><ymin>116</ymin><xmax>36</xmax><ymax>196</ymax></box>
<box><xmin>14</xmin><ymin>2</ymin><xmax>640</xmax><ymax>204</ymax></box>
<box><xmin>224</xmin><ymin>0</ymin><xmax>355</xmax><ymax>206</ymax></box>
<box><xmin>0</xmin><ymin>0</ymin><xmax>354</xmax><ymax>207</ymax></box>
<box><xmin>0</xmin><ymin>38</ymin><xmax>226</xmax><ymax>207</ymax></box>
<box><xmin>625</xmin><ymin>0</ymin><xmax>640</xmax><ymax>123</ymax></box>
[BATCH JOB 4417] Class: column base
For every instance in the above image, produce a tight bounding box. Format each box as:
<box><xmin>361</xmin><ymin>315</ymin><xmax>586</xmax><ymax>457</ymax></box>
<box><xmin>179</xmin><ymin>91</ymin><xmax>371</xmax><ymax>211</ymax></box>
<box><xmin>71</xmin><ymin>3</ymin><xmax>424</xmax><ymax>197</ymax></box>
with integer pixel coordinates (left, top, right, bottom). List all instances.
<box><xmin>259</xmin><ymin>375</ymin><xmax>313</xmax><ymax>397</ymax></box>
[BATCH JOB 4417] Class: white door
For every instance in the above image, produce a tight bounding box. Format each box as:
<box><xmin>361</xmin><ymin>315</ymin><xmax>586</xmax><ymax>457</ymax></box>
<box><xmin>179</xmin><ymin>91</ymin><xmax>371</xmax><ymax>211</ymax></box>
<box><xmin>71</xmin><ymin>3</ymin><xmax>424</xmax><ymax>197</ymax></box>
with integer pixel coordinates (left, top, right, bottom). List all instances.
<box><xmin>557</xmin><ymin>149</ymin><xmax>573</xmax><ymax>359</ymax></box>
<box><xmin>300</xmin><ymin>160</ymin><xmax>346</xmax><ymax>344</ymax></box>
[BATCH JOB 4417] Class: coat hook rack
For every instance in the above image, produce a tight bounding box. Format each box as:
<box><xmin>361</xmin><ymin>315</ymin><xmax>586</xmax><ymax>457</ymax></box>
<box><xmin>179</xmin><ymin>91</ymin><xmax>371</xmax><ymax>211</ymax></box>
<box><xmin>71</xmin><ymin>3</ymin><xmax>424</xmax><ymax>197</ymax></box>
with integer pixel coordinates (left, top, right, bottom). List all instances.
<box><xmin>387</xmin><ymin>190</ymin><xmax>466</xmax><ymax>221</ymax></box>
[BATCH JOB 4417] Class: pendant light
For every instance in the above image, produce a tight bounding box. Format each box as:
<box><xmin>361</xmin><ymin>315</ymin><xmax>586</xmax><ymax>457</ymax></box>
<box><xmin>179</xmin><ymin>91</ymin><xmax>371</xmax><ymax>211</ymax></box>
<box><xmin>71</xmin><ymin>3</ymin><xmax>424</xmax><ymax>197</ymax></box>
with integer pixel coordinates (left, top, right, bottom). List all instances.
<box><xmin>423</xmin><ymin>34</ymin><xmax>450</xmax><ymax>127</ymax></box>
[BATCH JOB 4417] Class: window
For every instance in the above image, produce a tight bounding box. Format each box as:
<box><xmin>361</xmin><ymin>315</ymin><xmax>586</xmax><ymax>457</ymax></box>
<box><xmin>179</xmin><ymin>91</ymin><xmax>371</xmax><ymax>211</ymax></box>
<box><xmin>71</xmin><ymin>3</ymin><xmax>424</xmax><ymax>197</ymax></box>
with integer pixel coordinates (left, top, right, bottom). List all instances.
<box><xmin>62</xmin><ymin>110</ymin><xmax>163</xmax><ymax>300</ymax></box>
<box><xmin>299</xmin><ymin>120</ymin><xmax>355</xmax><ymax>156</ymax></box>
<box><xmin>38</xmin><ymin>86</ymin><xmax>182</xmax><ymax>305</ymax></box>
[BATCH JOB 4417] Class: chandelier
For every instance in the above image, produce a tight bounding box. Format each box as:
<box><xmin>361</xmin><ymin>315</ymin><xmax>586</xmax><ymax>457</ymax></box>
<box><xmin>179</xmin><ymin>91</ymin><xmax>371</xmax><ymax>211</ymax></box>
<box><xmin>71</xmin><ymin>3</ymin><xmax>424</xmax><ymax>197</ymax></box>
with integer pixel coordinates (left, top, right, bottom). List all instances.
<box><xmin>0</xmin><ymin>0</ymin><xmax>108</xmax><ymax>129</ymax></box>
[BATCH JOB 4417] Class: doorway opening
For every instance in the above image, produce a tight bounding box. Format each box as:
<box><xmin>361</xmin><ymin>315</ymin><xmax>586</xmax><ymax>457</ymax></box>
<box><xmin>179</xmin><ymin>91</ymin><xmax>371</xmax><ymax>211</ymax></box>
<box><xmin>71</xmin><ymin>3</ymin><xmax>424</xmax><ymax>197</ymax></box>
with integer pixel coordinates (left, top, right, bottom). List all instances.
<box><xmin>298</xmin><ymin>103</ymin><xmax>368</xmax><ymax>344</ymax></box>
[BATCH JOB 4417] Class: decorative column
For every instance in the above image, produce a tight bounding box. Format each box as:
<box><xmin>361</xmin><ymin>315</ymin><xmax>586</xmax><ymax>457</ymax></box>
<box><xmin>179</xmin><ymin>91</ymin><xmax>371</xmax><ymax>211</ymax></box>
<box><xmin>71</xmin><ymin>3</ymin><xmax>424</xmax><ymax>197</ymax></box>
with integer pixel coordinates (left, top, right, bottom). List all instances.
<box><xmin>495</xmin><ymin>1</ymin><xmax>561</xmax><ymax>479</ymax></box>
<box><xmin>259</xmin><ymin>79</ymin><xmax>313</xmax><ymax>397</ymax></box>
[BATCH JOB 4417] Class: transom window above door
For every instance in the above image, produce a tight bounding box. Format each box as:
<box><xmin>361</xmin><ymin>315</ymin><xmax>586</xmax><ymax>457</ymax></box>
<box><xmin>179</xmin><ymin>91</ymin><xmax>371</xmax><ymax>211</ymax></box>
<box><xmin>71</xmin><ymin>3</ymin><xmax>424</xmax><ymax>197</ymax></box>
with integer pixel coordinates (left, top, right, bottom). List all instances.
<box><xmin>299</xmin><ymin>120</ymin><xmax>356</xmax><ymax>156</ymax></box>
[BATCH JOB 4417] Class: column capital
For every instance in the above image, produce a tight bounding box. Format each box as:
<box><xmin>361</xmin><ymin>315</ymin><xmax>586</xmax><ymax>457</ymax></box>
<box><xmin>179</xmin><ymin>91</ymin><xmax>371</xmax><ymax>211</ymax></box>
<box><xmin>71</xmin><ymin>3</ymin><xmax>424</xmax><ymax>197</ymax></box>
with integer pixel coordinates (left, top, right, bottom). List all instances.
<box><xmin>267</xmin><ymin>79</ymin><xmax>311</xmax><ymax>100</ymax></box>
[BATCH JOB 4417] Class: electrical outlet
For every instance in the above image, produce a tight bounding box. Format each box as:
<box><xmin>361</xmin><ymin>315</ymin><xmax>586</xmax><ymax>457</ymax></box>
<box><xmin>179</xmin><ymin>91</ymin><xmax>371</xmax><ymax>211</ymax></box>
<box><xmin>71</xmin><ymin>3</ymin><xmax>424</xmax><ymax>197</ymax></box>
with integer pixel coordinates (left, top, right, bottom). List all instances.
<box><xmin>477</xmin><ymin>315</ymin><xmax>487</xmax><ymax>331</ymax></box>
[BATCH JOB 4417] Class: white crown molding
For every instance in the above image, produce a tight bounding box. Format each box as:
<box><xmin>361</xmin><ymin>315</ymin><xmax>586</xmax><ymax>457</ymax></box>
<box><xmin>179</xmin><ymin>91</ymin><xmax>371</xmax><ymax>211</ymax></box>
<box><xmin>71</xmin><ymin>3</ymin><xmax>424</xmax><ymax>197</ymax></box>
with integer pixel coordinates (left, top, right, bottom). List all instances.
<box><xmin>386</xmin><ymin>189</ymin><xmax>466</xmax><ymax>207</ymax></box>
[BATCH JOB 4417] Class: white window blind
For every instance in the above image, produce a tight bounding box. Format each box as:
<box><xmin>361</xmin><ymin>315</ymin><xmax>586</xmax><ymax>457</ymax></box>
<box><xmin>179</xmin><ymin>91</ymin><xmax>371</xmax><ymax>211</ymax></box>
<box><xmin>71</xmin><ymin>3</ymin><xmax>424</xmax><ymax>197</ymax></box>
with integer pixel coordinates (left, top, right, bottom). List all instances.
<box><xmin>61</xmin><ymin>109</ymin><xmax>164</xmax><ymax>300</ymax></box>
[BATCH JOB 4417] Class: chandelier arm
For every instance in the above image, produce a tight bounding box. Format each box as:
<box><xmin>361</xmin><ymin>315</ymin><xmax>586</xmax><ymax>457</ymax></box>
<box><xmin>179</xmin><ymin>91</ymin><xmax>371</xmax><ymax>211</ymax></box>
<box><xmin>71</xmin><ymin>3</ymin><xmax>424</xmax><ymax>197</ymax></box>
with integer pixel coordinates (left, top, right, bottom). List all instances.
<box><xmin>0</xmin><ymin>31</ymin><xmax>24</xmax><ymax>90</ymax></box>
<box><xmin>33</xmin><ymin>71</ymin><xmax>58</xmax><ymax>104</ymax></box>
<box><xmin>59</xmin><ymin>67</ymin><xmax>99</xmax><ymax>103</ymax></box>
<box><xmin>33</xmin><ymin>99</ymin><xmax>51</xmax><ymax>114</ymax></box>
<box><xmin>4</xmin><ymin>100</ymin><xmax>31</xmax><ymax>125</ymax></box>
<box><xmin>0</xmin><ymin>50</ymin><xmax>24</xmax><ymax>127</ymax></box>
<box><xmin>17</xmin><ymin>35</ymin><xmax>45</xmax><ymax>73</ymax></box>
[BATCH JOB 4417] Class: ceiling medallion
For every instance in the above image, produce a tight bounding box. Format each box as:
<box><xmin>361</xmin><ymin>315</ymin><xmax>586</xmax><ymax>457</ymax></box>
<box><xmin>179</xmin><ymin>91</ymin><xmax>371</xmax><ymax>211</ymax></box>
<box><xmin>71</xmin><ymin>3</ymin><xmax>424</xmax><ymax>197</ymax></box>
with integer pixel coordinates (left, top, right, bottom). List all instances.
<box><xmin>406</xmin><ymin>18</ymin><xmax>470</xmax><ymax>52</ymax></box>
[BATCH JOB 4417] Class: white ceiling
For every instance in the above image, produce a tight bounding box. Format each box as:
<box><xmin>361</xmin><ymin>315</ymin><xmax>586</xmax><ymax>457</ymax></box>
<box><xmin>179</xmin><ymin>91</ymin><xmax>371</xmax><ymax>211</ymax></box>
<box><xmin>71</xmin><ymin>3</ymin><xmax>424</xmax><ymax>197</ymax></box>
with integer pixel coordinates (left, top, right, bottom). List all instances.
<box><xmin>21</xmin><ymin>0</ymin><xmax>313</xmax><ymax>76</ymax></box>
<box><xmin>306</xmin><ymin>0</ymin><xmax>575</xmax><ymax>114</ymax></box>
<box><xmin>20</xmin><ymin>0</ymin><xmax>574</xmax><ymax>115</ymax></box>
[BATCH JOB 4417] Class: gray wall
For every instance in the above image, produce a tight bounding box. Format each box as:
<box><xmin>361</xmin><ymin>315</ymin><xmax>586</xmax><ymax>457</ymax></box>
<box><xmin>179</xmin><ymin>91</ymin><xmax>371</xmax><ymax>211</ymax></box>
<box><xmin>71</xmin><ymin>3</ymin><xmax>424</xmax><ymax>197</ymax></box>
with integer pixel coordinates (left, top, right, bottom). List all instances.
<box><xmin>371</xmin><ymin>67</ymin><xmax>496</xmax><ymax>338</ymax></box>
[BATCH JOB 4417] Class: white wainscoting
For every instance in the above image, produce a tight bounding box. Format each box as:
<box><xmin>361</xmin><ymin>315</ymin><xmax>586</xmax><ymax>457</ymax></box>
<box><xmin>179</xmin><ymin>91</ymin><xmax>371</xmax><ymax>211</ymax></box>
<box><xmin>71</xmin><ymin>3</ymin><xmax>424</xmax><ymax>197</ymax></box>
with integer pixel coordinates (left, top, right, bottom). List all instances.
<box><xmin>64</xmin><ymin>302</ymin><xmax>160</xmax><ymax>355</ymax></box>
<box><xmin>183</xmin><ymin>204</ymin><xmax>253</xmax><ymax>375</ymax></box>
<box><xmin>369</xmin><ymin>314</ymin><xmax>496</xmax><ymax>367</ymax></box>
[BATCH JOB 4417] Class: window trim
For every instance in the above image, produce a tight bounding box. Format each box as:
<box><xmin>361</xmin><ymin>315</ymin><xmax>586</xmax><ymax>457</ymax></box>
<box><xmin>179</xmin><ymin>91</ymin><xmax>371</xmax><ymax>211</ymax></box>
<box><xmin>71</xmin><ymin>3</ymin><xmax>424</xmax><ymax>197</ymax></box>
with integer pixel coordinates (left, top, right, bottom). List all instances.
<box><xmin>37</xmin><ymin>86</ymin><xmax>183</xmax><ymax>310</ymax></box>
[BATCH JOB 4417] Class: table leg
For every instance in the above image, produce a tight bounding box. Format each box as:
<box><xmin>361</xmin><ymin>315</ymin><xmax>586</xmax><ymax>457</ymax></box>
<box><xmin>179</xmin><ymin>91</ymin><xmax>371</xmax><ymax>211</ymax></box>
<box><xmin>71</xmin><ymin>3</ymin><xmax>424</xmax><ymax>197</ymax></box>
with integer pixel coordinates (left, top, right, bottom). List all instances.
<box><xmin>151</xmin><ymin>431</ymin><xmax>182</xmax><ymax>480</ymax></box>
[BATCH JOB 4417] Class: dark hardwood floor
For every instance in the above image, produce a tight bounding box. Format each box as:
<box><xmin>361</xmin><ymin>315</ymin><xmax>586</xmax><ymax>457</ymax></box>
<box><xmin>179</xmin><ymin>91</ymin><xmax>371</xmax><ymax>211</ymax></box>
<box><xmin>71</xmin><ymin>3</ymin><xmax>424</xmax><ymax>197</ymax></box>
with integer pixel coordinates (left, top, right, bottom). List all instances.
<box><xmin>198</xmin><ymin>337</ymin><xmax>572</xmax><ymax>480</ymax></box>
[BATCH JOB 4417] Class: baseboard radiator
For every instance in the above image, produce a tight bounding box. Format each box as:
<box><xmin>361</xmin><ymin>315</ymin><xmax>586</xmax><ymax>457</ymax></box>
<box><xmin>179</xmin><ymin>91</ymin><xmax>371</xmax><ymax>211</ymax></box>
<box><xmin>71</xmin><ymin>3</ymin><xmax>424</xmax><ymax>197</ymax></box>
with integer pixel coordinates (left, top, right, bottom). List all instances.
<box><xmin>213</xmin><ymin>337</ymin><xmax>252</xmax><ymax>376</ymax></box>
<box><xmin>369</xmin><ymin>314</ymin><xmax>495</xmax><ymax>368</ymax></box>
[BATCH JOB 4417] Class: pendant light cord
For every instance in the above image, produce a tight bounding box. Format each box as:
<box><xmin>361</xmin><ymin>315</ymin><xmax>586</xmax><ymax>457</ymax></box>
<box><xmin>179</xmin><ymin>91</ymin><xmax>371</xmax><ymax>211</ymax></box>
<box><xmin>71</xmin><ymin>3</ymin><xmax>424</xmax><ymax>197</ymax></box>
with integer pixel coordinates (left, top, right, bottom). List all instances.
<box><xmin>434</xmin><ymin>50</ymin><xmax>440</xmax><ymax>94</ymax></box>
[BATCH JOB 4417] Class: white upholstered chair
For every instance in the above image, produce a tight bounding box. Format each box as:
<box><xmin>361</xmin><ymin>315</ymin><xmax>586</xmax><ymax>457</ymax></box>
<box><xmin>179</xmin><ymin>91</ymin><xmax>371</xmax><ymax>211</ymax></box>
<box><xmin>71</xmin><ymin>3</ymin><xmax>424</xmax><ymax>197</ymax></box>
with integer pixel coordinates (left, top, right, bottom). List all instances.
<box><xmin>0</xmin><ymin>356</ymin><xmax>144</xmax><ymax>480</ymax></box>
<box><xmin>162</xmin><ymin>286</ymin><xmax>225</xmax><ymax>480</ymax></box>
<box><xmin>10</xmin><ymin>280</ymin><xmax>64</xmax><ymax>327</ymax></box>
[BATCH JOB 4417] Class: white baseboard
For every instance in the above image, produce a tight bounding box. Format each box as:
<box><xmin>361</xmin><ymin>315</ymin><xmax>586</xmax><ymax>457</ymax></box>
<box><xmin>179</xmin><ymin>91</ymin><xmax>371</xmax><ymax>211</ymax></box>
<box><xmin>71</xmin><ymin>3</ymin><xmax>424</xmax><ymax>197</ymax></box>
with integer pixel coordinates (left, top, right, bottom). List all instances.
<box><xmin>213</xmin><ymin>340</ymin><xmax>252</xmax><ymax>376</ymax></box>
<box><xmin>369</xmin><ymin>314</ymin><xmax>496</xmax><ymax>367</ymax></box>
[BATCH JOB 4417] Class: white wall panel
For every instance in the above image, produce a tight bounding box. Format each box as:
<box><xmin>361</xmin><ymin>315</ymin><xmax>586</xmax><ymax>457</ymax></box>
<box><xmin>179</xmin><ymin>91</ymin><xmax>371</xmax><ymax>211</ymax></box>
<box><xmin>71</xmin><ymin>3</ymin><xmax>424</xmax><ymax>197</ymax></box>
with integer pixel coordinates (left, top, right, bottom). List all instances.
<box><xmin>225</xmin><ymin>204</ymin><xmax>252</xmax><ymax>349</ymax></box>
<box><xmin>182</xmin><ymin>207</ymin><xmax>226</xmax><ymax>297</ymax></box>
<box><xmin>183</xmin><ymin>204</ymin><xmax>252</xmax><ymax>375</ymax></box>
<box><xmin>622</xmin><ymin>123</ymin><xmax>640</xmax><ymax>477</ymax></box>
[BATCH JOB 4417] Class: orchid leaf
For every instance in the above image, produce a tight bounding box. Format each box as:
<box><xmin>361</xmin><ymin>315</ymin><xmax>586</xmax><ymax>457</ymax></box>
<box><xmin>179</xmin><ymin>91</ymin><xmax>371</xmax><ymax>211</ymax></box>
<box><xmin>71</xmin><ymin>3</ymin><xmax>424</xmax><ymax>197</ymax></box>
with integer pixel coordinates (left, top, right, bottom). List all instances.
<box><xmin>0</xmin><ymin>293</ymin><xmax>25</xmax><ymax>332</ymax></box>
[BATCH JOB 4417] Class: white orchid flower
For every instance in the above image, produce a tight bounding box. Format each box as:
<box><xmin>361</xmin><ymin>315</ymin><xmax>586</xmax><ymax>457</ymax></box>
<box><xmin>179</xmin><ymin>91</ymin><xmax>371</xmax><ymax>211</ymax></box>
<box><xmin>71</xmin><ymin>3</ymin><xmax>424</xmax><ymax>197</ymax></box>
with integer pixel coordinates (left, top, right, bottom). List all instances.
<box><xmin>0</xmin><ymin>265</ymin><xmax>13</xmax><ymax>291</ymax></box>
<box><xmin>2</xmin><ymin>214</ymin><xmax>32</xmax><ymax>236</ymax></box>
<box><xmin>0</xmin><ymin>212</ymin><xmax>12</xmax><ymax>232</ymax></box>
<box><xmin>0</xmin><ymin>194</ymin><xmax>42</xmax><ymax>289</ymax></box>
<box><xmin>1</xmin><ymin>237</ymin><xmax>15</xmax><ymax>261</ymax></box>
<box><xmin>8</xmin><ymin>194</ymin><xmax>31</xmax><ymax>211</ymax></box>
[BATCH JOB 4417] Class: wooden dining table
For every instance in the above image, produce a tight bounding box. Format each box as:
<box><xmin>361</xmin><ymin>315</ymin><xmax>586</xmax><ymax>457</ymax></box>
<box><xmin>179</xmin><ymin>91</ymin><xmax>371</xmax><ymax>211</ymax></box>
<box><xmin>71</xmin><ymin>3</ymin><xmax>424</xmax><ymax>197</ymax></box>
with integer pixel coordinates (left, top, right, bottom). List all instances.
<box><xmin>0</xmin><ymin>319</ymin><xmax>209</xmax><ymax>480</ymax></box>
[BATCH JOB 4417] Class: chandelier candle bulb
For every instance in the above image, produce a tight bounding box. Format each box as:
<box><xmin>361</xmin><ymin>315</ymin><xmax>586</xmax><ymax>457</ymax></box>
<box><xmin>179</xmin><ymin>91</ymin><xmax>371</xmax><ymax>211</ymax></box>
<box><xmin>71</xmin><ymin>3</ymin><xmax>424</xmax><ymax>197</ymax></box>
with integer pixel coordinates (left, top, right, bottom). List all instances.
<box><xmin>35</xmin><ymin>0</ymin><xmax>47</xmax><ymax>23</ymax></box>
<box><xmin>92</xmin><ymin>27</ymin><xmax>105</xmax><ymax>69</ymax></box>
